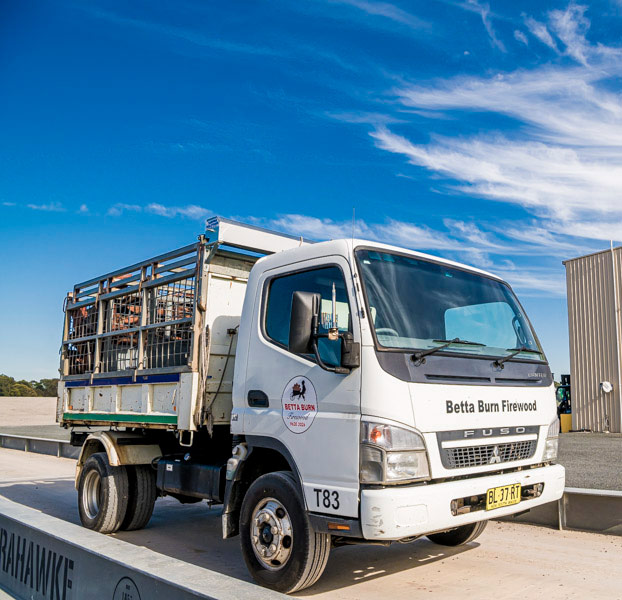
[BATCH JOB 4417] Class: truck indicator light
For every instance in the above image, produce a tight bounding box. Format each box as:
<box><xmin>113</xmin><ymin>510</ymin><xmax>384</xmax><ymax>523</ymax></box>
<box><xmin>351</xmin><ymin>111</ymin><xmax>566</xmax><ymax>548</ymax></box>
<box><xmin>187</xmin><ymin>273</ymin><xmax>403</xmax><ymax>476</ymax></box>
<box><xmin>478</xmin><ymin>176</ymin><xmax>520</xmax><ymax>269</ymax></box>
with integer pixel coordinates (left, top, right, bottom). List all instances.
<box><xmin>327</xmin><ymin>522</ymin><xmax>350</xmax><ymax>531</ymax></box>
<box><xmin>370</xmin><ymin>427</ymin><xmax>384</xmax><ymax>444</ymax></box>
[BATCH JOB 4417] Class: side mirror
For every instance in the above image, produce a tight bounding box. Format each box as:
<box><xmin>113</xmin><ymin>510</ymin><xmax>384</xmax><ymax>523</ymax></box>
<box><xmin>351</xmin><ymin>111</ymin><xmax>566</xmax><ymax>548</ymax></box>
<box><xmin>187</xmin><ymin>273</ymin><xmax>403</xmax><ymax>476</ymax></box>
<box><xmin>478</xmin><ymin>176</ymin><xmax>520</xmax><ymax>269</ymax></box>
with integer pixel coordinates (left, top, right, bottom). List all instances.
<box><xmin>340</xmin><ymin>331</ymin><xmax>360</xmax><ymax>369</ymax></box>
<box><xmin>288</xmin><ymin>291</ymin><xmax>320</xmax><ymax>354</ymax></box>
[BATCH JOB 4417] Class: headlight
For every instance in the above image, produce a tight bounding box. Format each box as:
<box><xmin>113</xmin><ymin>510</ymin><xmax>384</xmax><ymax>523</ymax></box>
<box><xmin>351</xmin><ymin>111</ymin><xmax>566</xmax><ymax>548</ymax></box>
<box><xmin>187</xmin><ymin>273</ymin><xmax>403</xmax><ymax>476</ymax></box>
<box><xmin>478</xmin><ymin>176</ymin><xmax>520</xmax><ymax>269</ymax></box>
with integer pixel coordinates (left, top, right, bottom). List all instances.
<box><xmin>543</xmin><ymin>418</ymin><xmax>560</xmax><ymax>461</ymax></box>
<box><xmin>360</xmin><ymin>422</ymin><xmax>430</xmax><ymax>484</ymax></box>
<box><xmin>547</xmin><ymin>419</ymin><xmax>560</xmax><ymax>438</ymax></box>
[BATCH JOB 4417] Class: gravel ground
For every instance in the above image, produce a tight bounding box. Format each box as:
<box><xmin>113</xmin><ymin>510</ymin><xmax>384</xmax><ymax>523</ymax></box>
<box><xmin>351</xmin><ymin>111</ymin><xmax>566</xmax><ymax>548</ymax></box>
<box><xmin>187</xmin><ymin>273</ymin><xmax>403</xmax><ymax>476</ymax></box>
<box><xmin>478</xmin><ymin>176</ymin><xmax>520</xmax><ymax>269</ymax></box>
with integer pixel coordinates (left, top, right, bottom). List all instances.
<box><xmin>558</xmin><ymin>432</ymin><xmax>622</xmax><ymax>490</ymax></box>
<box><xmin>1</xmin><ymin>397</ymin><xmax>621</xmax><ymax>490</ymax></box>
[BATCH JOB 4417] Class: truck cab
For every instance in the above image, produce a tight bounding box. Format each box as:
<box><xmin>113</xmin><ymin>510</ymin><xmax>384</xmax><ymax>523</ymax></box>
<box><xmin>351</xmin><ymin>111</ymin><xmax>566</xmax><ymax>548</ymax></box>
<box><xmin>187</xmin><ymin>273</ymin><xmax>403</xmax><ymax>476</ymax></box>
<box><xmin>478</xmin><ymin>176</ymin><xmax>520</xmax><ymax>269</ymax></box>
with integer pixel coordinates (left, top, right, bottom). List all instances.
<box><xmin>58</xmin><ymin>217</ymin><xmax>564</xmax><ymax>594</ymax></box>
<box><xmin>231</xmin><ymin>236</ymin><xmax>564</xmax><ymax>540</ymax></box>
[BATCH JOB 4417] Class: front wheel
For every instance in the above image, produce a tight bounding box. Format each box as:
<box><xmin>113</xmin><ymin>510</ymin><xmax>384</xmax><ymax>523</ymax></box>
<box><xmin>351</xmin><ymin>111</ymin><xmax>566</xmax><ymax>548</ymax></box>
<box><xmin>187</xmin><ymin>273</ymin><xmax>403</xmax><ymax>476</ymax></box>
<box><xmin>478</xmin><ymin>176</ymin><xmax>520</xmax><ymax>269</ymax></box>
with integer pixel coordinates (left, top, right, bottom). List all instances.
<box><xmin>426</xmin><ymin>520</ymin><xmax>488</xmax><ymax>546</ymax></box>
<box><xmin>239</xmin><ymin>471</ymin><xmax>331</xmax><ymax>593</ymax></box>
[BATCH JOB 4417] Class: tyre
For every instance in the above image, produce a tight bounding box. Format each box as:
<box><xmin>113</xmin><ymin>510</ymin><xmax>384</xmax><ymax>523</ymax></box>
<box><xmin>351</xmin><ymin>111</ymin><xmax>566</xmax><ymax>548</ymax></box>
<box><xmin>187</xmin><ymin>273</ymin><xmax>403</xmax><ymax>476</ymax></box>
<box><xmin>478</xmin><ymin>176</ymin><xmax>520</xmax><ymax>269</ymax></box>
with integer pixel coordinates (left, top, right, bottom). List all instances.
<box><xmin>77</xmin><ymin>452</ymin><xmax>129</xmax><ymax>534</ymax></box>
<box><xmin>121</xmin><ymin>465</ymin><xmax>157</xmax><ymax>531</ymax></box>
<box><xmin>240</xmin><ymin>471</ymin><xmax>331</xmax><ymax>594</ymax></box>
<box><xmin>426</xmin><ymin>520</ymin><xmax>488</xmax><ymax>546</ymax></box>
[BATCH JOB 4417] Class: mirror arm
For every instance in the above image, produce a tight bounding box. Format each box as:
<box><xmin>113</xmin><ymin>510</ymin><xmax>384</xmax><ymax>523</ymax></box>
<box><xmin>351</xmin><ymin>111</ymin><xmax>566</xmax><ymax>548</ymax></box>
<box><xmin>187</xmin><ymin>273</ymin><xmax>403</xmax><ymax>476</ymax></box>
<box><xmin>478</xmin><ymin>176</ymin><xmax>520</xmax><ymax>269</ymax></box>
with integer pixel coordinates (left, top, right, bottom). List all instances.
<box><xmin>309</xmin><ymin>309</ymin><xmax>354</xmax><ymax>374</ymax></box>
<box><xmin>310</xmin><ymin>338</ymin><xmax>350</xmax><ymax>375</ymax></box>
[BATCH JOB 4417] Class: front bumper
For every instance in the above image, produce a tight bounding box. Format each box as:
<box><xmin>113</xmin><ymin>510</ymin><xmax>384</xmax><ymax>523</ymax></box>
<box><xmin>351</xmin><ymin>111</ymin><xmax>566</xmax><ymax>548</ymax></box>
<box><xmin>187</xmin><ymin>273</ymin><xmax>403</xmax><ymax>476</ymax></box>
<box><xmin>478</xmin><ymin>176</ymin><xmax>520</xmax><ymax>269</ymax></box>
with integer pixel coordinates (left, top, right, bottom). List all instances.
<box><xmin>360</xmin><ymin>463</ymin><xmax>565</xmax><ymax>540</ymax></box>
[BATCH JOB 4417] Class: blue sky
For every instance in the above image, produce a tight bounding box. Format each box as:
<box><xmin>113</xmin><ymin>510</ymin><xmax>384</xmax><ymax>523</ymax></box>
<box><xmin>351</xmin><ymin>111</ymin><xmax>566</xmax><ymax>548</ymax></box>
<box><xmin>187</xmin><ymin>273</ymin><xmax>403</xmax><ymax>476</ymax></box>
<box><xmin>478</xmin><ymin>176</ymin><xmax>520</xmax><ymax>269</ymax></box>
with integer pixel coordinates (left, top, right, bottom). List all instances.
<box><xmin>2</xmin><ymin>0</ymin><xmax>622</xmax><ymax>380</ymax></box>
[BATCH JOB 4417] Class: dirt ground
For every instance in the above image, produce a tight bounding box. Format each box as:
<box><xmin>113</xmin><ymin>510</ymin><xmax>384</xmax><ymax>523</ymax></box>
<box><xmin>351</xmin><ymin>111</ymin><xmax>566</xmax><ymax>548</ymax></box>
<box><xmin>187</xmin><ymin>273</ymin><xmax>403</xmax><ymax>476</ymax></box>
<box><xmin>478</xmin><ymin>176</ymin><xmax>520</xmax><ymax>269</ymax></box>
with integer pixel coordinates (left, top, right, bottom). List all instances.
<box><xmin>1</xmin><ymin>448</ymin><xmax>621</xmax><ymax>600</ymax></box>
<box><xmin>0</xmin><ymin>396</ymin><xmax>57</xmax><ymax>427</ymax></box>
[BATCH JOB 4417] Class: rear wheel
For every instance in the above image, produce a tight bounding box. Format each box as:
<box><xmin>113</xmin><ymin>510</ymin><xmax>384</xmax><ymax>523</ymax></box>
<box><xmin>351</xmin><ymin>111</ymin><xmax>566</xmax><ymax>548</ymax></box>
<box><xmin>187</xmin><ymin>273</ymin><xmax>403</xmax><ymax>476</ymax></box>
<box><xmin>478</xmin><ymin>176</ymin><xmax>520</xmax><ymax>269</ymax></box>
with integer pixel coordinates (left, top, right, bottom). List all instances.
<box><xmin>121</xmin><ymin>465</ymin><xmax>157</xmax><ymax>531</ymax></box>
<box><xmin>426</xmin><ymin>520</ymin><xmax>488</xmax><ymax>546</ymax></box>
<box><xmin>240</xmin><ymin>471</ymin><xmax>331</xmax><ymax>593</ymax></box>
<box><xmin>77</xmin><ymin>452</ymin><xmax>129</xmax><ymax>534</ymax></box>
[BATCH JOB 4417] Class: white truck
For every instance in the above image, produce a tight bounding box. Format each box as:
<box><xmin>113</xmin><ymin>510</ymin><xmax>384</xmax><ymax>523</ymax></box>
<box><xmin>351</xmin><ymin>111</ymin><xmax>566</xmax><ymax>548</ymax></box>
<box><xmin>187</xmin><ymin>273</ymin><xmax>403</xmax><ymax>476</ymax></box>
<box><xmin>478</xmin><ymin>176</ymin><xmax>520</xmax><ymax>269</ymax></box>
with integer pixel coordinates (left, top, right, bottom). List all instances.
<box><xmin>57</xmin><ymin>216</ymin><xmax>565</xmax><ymax>593</ymax></box>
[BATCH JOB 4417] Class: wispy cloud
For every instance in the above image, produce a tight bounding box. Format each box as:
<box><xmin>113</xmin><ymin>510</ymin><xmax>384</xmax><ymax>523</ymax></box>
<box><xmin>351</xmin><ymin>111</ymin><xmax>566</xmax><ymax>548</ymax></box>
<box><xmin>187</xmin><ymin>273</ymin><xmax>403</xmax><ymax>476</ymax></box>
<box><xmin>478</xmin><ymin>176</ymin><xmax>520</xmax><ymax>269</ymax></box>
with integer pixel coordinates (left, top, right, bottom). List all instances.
<box><xmin>326</xmin><ymin>111</ymin><xmax>406</xmax><ymax>126</ymax></box>
<box><xmin>514</xmin><ymin>30</ymin><xmax>528</xmax><ymax>46</ymax></box>
<box><xmin>330</xmin><ymin>0</ymin><xmax>428</xmax><ymax>30</ymax></box>
<box><xmin>493</xmin><ymin>264</ymin><xmax>567</xmax><ymax>297</ymax></box>
<box><xmin>266</xmin><ymin>213</ymin><xmax>491</xmax><ymax>254</ymax></box>
<box><xmin>392</xmin><ymin>66</ymin><xmax>622</xmax><ymax>147</ymax></box>
<box><xmin>549</xmin><ymin>3</ymin><xmax>590</xmax><ymax>64</ymax></box>
<box><xmin>371</xmin><ymin>128</ymin><xmax>622</xmax><ymax>223</ymax></box>
<box><xmin>78</xmin><ymin>204</ymin><xmax>89</xmax><ymax>214</ymax></box>
<box><xmin>524</xmin><ymin>16</ymin><xmax>559</xmax><ymax>51</ymax></box>
<box><xmin>107</xmin><ymin>202</ymin><xmax>210</xmax><ymax>220</ymax></box>
<box><xmin>152</xmin><ymin>141</ymin><xmax>217</xmax><ymax>153</ymax></box>
<box><xmin>27</xmin><ymin>202</ymin><xmax>65</xmax><ymax>212</ymax></box>
<box><xmin>267</xmin><ymin>214</ymin><xmax>368</xmax><ymax>241</ymax></box>
<box><xmin>146</xmin><ymin>203</ymin><xmax>211</xmax><ymax>219</ymax></box>
<box><xmin>101</xmin><ymin>203</ymin><xmax>583</xmax><ymax>295</ymax></box>
<box><xmin>86</xmin><ymin>8</ymin><xmax>283</xmax><ymax>58</ymax></box>
<box><xmin>364</xmin><ymin>4</ymin><xmax>622</xmax><ymax>245</ymax></box>
<box><xmin>491</xmin><ymin>222</ymin><xmax>589</xmax><ymax>254</ymax></box>
<box><xmin>308</xmin><ymin>2</ymin><xmax>622</xmax><ymax>297</ymax></box>
<box><xmin>548</xmin><ymin>219</ymin><xmax>622</xmax><ymax>243</ymax></box>
<box><xmin>2</xmin><ymin>202</ymin><xmax>16</xmax><ymax>207</ymax></box>
<box><xmin>466</xmin><ymin>0</ymin><xmax>506</xmax><ymax>52</ymax></box>
<box><xmin>107</xmin><ymin>203</ymin><xmax>142</xmax><ymax>217</ymax></box>
<box><xmin>263</xmin><ymin>213</ymin><xmax>575</xmax><ymax>295</ymax></box>
<box><xmin>85</xmin><ymin>6</ymin><xmax>361</xmax><ymax>74</ymax></box>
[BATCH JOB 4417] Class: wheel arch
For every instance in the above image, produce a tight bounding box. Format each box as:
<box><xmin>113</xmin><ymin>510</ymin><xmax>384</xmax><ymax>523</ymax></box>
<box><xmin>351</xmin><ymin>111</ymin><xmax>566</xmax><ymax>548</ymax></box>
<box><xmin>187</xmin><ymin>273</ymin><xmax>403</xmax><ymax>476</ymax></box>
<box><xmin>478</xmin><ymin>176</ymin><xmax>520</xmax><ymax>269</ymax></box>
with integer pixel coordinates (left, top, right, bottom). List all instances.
<box><xmin>75</xmin><ymin>431</ymin><xmax>161</xmax><ymax>489</ymax></box>
<box><xmin>222</xmin><ymin>435</ymin><xmax>304</xmax><ymax>539</ymax></box>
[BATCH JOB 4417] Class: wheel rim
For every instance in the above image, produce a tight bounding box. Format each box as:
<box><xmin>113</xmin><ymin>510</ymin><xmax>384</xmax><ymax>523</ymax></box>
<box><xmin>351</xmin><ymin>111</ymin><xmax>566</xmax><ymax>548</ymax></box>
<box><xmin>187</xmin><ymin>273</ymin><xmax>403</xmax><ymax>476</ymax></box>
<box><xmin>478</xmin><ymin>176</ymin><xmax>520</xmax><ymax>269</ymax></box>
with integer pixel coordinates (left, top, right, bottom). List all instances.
<box><xmin>83</xmin><ymin>469</ymin><xmax>102</xmax><ymax>520</ymax></box>
<box><xmin>250</xmin><ymin>497</ymin><xmax>293</xmax><ymax>570</ymax></box>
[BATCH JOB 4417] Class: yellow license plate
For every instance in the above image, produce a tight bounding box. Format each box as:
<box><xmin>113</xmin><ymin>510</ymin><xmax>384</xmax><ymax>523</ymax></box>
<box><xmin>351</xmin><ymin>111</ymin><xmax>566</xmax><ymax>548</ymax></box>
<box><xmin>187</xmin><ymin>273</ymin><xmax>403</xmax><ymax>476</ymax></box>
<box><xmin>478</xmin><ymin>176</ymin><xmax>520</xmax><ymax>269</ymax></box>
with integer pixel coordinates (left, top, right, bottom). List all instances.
<box><xmin>485</xmin><ymin>483</ymin><xmax>521</xmax><ymax>510</ymax></box>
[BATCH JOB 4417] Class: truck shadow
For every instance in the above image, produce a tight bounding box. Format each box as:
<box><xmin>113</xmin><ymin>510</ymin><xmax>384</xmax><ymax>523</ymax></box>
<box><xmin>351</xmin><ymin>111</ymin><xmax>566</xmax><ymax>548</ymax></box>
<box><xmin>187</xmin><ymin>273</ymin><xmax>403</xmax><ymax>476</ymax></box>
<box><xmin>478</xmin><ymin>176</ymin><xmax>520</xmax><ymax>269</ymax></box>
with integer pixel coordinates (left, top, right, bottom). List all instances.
<box><xmin>297</xmin><ymin>540</ymin><xmax>475</xmax><ymax>596</ymax></box>
<box><xmin>0</xmin><ymin>479</ymin><xmax>476</xmax><ymax>593</ymax></box>
<box><xmin>0</xmin><ymin>478</ymin><xmax>79</xmax><ymax>523</ymax></box>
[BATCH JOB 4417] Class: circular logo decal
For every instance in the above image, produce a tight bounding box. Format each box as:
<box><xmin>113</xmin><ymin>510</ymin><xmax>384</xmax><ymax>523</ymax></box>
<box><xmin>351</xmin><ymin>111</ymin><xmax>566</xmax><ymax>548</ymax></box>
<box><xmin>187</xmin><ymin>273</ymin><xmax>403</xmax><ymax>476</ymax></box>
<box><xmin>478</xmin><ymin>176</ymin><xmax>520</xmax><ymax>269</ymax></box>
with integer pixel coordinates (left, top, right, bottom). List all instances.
<box><xmin>281</xmin><ymin>376</ymin><xmax>317</xmax><ymax>434</ymax></box>
<box><xmin>113</xmin><ymin>577</ymin><xmax>141</xmax><ymax>600</ymax></box>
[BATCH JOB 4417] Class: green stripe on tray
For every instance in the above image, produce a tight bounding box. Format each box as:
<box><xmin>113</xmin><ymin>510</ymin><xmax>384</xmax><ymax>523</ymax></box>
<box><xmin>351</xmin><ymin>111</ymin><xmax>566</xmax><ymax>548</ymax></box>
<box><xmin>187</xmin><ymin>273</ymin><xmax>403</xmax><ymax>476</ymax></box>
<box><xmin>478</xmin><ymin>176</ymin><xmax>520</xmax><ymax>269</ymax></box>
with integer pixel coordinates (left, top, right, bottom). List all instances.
<box><xmin>62</xmin><ymin>413</ymin><xmax>177</xmax><ymax>424</ymax></box>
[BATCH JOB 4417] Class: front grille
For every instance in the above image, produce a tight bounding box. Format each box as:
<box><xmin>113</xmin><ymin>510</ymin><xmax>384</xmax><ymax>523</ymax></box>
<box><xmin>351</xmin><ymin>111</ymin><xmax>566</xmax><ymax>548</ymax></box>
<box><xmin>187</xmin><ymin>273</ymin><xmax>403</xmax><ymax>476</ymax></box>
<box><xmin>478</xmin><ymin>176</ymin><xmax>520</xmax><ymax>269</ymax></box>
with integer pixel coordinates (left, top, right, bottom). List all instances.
<box><xmin>441</xmin><ymin>440</ymin><xmax>537</xmax><ymax>469</ymax></box>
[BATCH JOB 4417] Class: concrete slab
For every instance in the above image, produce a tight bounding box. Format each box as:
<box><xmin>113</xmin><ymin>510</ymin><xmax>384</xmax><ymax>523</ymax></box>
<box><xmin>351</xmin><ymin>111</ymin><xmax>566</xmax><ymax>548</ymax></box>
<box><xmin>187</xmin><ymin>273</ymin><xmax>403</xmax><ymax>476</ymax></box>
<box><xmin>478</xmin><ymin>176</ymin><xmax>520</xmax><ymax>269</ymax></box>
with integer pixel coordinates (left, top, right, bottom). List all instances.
<box><xmin>0</xmin><ymin>496</ymin><xmax>284</xmax><ymax>600</ymax></box>
<box><xmin>0</xmin><ymin>449</ymin><xmax>621</xmax><ymax>599</ymax></box>
<box><xmin>0</xmin><ymin>587</ymin><xmax>16</xmax><ymax>599</ymax></box>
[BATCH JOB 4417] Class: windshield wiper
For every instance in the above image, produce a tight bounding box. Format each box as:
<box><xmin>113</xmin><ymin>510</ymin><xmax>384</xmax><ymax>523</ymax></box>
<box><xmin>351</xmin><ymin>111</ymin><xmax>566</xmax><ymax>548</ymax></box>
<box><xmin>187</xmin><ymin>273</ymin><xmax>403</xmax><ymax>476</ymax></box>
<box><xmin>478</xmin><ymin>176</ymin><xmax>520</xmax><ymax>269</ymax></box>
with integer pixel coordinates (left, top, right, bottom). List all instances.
<box><xmin>432</xmin><ymin>338</ymin><xmax>485</xmax><ymax>346</ymax></box>
<box><xmin>412</xmin><ymin>338</ymin><xmax>485</xmax><ymax>365</ymax></box>
<box><xmin>493</xmin><ymin>346</ymin><xmax>542</xmax><ymax>368</ymax></box>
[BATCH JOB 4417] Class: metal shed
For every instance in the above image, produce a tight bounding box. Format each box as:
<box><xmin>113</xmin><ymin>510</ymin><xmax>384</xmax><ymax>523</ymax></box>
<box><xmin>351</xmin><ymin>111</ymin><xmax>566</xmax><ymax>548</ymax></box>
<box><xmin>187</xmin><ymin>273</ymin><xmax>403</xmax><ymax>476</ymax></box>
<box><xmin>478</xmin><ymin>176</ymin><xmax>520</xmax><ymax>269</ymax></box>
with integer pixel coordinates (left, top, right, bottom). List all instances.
<box><xmin>563</xmin><ymin>247</ymin><xmax>622</xmax><ymax>433</ymax></box>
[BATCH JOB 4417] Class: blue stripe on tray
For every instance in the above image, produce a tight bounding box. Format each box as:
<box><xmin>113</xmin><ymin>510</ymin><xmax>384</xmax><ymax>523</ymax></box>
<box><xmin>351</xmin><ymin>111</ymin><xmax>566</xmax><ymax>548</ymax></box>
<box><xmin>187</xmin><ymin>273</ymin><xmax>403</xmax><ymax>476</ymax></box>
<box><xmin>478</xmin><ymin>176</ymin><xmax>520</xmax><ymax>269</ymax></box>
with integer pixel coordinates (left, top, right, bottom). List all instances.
<box><xmin>64</xmin><ymin>372</ymin><xmax>182</xmax><ymax>387</ymax></box>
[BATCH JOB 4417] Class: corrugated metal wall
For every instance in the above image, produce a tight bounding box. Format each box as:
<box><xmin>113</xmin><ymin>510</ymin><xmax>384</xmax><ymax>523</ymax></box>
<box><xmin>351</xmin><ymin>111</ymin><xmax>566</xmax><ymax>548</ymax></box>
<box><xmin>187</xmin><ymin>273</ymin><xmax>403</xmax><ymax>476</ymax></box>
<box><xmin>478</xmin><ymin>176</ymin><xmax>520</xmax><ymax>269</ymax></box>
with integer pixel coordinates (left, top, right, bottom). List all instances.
<box><xmin>565</xmin><ymin>248</ymin><xmax>622</xmax><ymax>433</ymax></box>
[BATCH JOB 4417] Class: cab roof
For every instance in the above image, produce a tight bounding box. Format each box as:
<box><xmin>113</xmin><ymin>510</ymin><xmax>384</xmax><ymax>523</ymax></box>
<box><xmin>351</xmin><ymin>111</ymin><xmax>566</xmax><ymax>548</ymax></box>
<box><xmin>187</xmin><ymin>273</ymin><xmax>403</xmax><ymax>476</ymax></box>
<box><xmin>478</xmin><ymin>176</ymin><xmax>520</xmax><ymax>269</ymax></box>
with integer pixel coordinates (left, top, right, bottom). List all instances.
<box><xmin>255</xmin><ymin>237</ymin><xmax>504</xmax><ymax>283</ymax></box>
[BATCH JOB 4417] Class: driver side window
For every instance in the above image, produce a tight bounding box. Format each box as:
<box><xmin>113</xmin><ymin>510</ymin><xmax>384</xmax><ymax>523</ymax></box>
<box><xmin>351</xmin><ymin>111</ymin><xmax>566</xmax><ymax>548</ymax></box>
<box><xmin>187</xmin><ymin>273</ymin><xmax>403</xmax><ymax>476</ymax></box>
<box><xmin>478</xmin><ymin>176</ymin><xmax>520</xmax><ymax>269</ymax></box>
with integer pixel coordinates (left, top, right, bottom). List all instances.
<box><xmin>265</xmin><ymin>266</ymin><xmax>351</xmax><ymax>366</ymax></box>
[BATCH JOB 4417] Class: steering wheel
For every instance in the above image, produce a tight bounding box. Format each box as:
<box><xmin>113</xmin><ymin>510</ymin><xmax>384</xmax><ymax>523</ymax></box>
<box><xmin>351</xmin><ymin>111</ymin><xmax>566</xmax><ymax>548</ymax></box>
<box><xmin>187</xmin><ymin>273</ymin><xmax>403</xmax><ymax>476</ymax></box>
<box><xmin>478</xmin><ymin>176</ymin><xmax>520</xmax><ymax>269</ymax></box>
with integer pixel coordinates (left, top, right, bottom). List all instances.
<box><xmin>376</xmin><ymin>328</ymin><xmax>400</xmax><ymax>337</ymax></box>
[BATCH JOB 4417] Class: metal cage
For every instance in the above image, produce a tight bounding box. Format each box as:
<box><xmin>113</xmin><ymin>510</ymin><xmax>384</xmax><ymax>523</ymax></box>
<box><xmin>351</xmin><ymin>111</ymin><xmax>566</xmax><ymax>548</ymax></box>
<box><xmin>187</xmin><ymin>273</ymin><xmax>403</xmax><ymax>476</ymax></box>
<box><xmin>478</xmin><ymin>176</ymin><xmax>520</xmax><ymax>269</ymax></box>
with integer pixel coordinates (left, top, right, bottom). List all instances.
<box><xmin>61</xmin><ymin>241</ymin><xmax>206</xmax><ymax>379</ymax></box>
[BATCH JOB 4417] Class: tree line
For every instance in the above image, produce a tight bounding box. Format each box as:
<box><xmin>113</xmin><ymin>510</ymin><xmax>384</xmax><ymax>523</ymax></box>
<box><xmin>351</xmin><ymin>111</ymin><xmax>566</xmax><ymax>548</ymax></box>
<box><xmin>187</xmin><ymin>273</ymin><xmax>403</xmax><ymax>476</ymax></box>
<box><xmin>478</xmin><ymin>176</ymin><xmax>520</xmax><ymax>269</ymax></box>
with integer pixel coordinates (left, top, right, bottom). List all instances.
<box><xmin>0</xmin><ymin>374</ymin><xmax>59</xmax><ymax>397</ymax></box>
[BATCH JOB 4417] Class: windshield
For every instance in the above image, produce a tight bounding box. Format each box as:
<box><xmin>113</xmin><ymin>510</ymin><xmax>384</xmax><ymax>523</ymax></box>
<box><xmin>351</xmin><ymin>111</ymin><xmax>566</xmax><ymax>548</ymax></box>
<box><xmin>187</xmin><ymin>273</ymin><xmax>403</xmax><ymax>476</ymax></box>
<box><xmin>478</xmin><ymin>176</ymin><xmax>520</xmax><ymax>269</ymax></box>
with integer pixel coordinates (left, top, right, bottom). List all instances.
<box><xmin>355</xmin><ymin>248</ymin><xmax>543</xmax><ymax>360</ymax></box>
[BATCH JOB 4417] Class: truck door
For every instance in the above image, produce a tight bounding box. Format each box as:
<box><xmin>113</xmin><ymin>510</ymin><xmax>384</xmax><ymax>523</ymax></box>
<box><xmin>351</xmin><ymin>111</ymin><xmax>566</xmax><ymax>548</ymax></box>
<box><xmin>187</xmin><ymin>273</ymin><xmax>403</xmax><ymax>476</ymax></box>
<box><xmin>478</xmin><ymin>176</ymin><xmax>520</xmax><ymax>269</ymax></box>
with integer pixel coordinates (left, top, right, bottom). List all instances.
<box><xmin>242</xmin><ymin>256</ymin><xmax>361</xmax><ymax>518</ymax></box>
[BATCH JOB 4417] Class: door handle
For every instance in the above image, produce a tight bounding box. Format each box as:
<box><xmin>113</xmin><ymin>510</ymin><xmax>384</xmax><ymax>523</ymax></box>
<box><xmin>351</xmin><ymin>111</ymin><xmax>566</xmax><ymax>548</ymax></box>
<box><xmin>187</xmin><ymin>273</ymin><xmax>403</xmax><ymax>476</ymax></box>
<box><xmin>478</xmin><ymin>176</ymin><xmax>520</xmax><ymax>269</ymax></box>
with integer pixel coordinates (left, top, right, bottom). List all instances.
<box><xmin>247</xmin><ymin>390</ymin><xmax>269</xmax><ymax>408</ymax></box>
